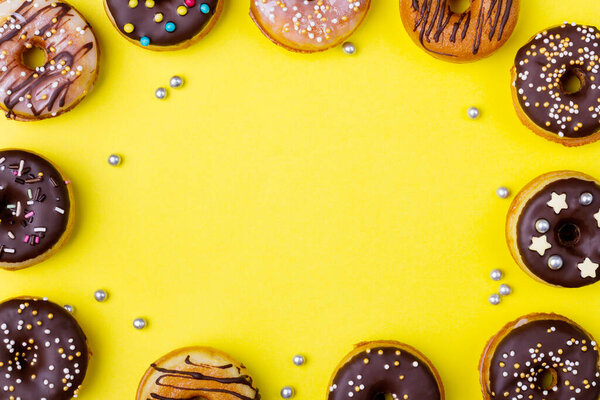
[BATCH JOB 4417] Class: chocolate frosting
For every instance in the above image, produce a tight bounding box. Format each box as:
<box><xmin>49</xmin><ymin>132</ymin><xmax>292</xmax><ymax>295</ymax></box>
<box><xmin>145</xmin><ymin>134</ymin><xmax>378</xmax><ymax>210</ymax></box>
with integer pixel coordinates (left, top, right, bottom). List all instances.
<box><xmin>105</xmin><ymin>0</ymin><xmax>219</xmax><ymax>47</ymax></box>
<box><xmin>513</xmin><ymin>24</ymin><xmax>600</xmax><ymax>139</ymax></box>
<box><xmin>0</xmin><ymin>297</ymin><xmax>89</xmax><ymax>400</ymax></box>
<box><xmin>329</xmin><ymin>345</ymin><xmax>441</xmax><ymax>400</ymax></box>
<box><xmin>487</xmin><ymin>318</ymin><xmax>600</xmax><ymax>400</ymax></box>
<box><xmin>0</xmin><ymin>150</ymin><xmax>71</xmax><ymax>264</ymax></box>
<box><xmin>516</xmin><ymin>177</ymin><xmax>600</xmax><ymax>287</ymax></box>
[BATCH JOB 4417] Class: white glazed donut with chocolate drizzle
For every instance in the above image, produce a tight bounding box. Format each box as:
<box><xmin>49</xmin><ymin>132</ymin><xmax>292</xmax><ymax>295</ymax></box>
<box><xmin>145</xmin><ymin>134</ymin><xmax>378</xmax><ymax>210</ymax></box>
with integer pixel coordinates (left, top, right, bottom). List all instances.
<box><xmin>0</xmin><ymin>0</ymin><xmax>99</xmax><ymax>121</ymax></box>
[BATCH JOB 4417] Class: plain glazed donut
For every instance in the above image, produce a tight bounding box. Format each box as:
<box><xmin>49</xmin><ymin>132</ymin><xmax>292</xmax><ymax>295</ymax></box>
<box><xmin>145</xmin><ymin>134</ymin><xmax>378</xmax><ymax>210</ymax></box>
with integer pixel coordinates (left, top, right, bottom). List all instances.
<box><xmin>399</xmin><ymin>0</ymin><xmax>519</xmax><ymax>62</ymax></box>
<box><xmin>136</xmin><ymin>346</ymin><xmax>261</xmax><ymax>400</ymax></box>
<box><xmin>0</xmin><ymin>149</ymin><xmax>74</xmax><ymax>271</ymax></box>
<box><xmin>250</xmin><ymin>0</ymin><xmax>371</xmax><ymax>53</ymax></box>
<box><xmin>0</xmin><ymin>297</ymin><xmax>90</xmax><ymax>400</ymax></box>
<box><xmin>512</xmin><ymin>23</ymin><xmax>600</xmax><ymax>146</ymax></box>
<box><xmin>0</xmin><ymin>0</ymin><xmax>99</xmax><ymax>121</ymax></box>
<box><xmin>328</xmin><ymin>341</ymin><xmax>444</xmax><ymax>400</ymax></box>
<box><xmin>480</xmin><ymin>313</ymin><xmax>600</xmax><ymax>400</ymax></box>
<box><xmin>506</xmin><ymin>171</ymin><xmax>600</xmax><ymax>288</ymax></box>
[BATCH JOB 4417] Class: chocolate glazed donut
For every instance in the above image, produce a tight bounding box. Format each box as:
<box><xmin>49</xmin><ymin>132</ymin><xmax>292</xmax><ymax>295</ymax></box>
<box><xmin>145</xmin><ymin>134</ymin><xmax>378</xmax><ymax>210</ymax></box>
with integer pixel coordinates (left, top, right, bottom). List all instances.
<box><xmin>480</xmin><ymin>313</ymin><xmax>600</xmax><ymax>400</ymax></box>
<box><xmin>328</xmin><ymin>341</ymin><xmax>444</xmax><ymax>400</ymax></box>
<box><xmin>399</xmin><ymin>0</ymin><xmax>519</xmax><ymax>62</ymax></box>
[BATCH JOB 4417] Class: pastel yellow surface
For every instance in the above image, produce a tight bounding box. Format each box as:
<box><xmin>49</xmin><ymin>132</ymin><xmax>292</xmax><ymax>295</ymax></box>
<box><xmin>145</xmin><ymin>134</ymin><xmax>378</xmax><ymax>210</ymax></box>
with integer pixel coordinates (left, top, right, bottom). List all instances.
<box><xmin>3</xmin><ymin>1</ymin><xmax>600</xmax><ymax>399</ymax></box>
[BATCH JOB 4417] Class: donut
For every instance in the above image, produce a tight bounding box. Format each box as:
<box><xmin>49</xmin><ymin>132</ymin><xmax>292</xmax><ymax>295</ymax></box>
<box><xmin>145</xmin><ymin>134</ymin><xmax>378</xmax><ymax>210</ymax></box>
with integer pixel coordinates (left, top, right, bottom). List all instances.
<box><xmin>0</xmin><ymin>0</ymin><xmax>99</xmax><ymax>121</ymax></box>
<box><xmin>104</xmin><ymin>0</ymin><xmax>223</xmax><ymax>51</ymax></box>
<box><xmin>512</xmin><ymin>23</ymin><xmax>600</xmax><ymax>146</ymax></box>
<box><xmin>399</xmin><ymin>0</ymin><xmax>519</xmax><ymax>62</ymax></box>
<box><xmin>250</xmin><ymin>0</ymin><xmax>371</xmax><ymax>53</ymax></box>
<box><xmin>506</xmin><ymin>171</ymin><xmax>600</xmax><ymax>288</ymax></box>
<box><xmin>479</xmin><ymin>313</ymin><xmax>600</xmax><ymax>400</ymax></box>
<box><xmin>328</xmin><ymin>341</ymin><xmax>444</xmax><ymax>400</ymax></box>
<box><xmin>0</xmin><ymin>297</ymin><xmax>90</xmax><ymax>400</ymax></box>
<box><xmin>136</xmin><ymin>346</ymin><xmax>261</xmax><ymax>400</ymax></box>
<box><xmin>0</xmin><ymin>149</ymin><xmax>74</xmax><ymax>271</ymax></box>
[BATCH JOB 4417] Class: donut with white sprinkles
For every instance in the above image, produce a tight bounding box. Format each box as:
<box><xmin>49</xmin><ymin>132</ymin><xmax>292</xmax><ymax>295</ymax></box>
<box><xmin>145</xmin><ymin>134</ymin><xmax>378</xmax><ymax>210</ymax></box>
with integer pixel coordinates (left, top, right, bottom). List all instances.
<box><xmin>512</xmin><ymin>23</ymin><xmax>600</xmax><ymax>146</ymax></box>
<box><xmin>0</xmin><ymin>297</ymin><xmax>90</xmax><ymax>400</ymax></box>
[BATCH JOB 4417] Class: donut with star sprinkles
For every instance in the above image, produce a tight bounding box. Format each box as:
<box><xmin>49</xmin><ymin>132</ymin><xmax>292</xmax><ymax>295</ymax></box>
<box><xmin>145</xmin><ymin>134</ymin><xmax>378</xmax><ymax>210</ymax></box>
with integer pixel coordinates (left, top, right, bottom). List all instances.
<box><xmin>399</xmin><ymin>0</ymin><xmax>519</xmax><ymax>62</ymax></box>
<box><xmin>328</xmin><ymin>341</ymin><xmax>444</xmax><ymax>400</ymax></box>
<box><xmin>512</xmin><ymin>23</ymin><xmax>600</xmax><ymax>146</ymax></box>
<box><xmin>250</xmin><ymin>0</ymin><xmax>371</xmax><ymax>53</ymax></box>
<box><xmin>0</xmin><ymin>149</ymin><xmax>74</xmax><ymax>271</ymax></box>
<box><xmin>136</xmin><ymin>346</ymin><xmax>261</xmax><ymax>400</ymax></box>
<box><xmin>479</xmin><ymin>313</ymin><xmax>600</xmax><ymax>400</ymax></box>
<box><xmin>104</xmin><ymin>0</ymin><xmax>223</xmax><ymax>51</ymax></box>
<box><xmin>0</xmin><ymin>297</ymin><xmax>90</xmax><ymax>400</ymax></box>
<box><xmin>0</xmin><ymin>0</ymin><xmax>99</xmax><ymax>121</ymax></box>
<box><xmin>506</xmin><ymin>171</ymin><xmax>600</xmax><ymax>288</ymax></box>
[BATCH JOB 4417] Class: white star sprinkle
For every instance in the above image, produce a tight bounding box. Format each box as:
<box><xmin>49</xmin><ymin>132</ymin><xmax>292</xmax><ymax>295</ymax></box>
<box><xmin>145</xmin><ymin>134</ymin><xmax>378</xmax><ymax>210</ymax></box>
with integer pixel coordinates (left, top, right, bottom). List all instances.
<box><xmin>577</xmin><ymin>258</ymin><xmax>599</xmax><ymax>279</ymax></box>
<box><xmin>594</xmin><ymin>209</ymin><xmax>600</xmax><ymax>228</ymax></box>
<box><xmin>546</xmin><ymin>192</ymin><xmax>568</xmax><ymax>214</ymax></box>
<box><xmin>529</xmin><ymin>235</ymin><xmax>552</xmax><ymax>256</ymax></box>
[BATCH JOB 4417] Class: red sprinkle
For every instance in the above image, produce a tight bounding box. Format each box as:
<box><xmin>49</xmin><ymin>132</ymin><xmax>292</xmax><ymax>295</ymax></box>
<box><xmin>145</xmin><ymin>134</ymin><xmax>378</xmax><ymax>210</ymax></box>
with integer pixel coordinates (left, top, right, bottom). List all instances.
<box><xmin>185</xmin><ymin>0</ymin><xmax>195</xmax><ymax>6</ymax></box>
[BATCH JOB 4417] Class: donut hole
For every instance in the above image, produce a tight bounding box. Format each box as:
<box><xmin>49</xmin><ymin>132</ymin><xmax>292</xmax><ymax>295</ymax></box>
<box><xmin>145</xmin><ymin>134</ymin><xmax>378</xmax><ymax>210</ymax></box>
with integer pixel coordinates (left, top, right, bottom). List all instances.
<box><xmin>22</xmin><ymin>44</ymin><xmax>47</xmax><ymax>70</ymax></box>
<box><xmin>556</xmin><ymin>221</ymin><xmax>581</xmax><ymax>247</ymax></box>
<box><xmin>538</xmin><ymin>368</ymin><xmax>558</xmax><ymax>390</ymax></box>
<box><xmin>449</xmin><ymin>0</ymin><xmax>470</xmax><ymax>14</ymax></box>
<box><xmin>559</xmin><ymin>69</ymin><xmax>585</xmax><ymax>95</ymax></box>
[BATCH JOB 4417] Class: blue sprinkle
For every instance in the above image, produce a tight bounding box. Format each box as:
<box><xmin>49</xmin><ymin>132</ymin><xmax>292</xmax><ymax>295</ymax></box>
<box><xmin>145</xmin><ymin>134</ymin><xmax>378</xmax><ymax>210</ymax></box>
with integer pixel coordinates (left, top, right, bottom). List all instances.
<box><xmin>200</xmin><ymin>3</ymin><xmax>210</xmax><ymax>13</ymax></box>
<box><xmin>165</xmin><ymin>22</ymin><xmax>176</xmax><ymax>32</ymax></box>
<box><xmin>140</xmin><ymin>36</ymin><xmax>150</xmax><ymax>46</ymax></box>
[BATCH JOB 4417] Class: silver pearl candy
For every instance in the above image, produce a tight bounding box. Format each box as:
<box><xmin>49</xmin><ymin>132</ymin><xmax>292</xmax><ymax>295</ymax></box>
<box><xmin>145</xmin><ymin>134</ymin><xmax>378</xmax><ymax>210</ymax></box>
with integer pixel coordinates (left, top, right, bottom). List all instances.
<box><xmin>292</xmin><ymin>354</ymin><xmax>305</xmax><ymax>366</ymax></box>
<box><xmin>580</xmin><ymin>192</ymin><xmax>594</xmax><ymax>206</ymax></box>
<box><xmin>496</xmin><ymin>187</ymin><xmax>510</xmax><ymax>199</ymax></box>
<box><xmin>342</xmin><ymin>42</ymin><xmax>355</xmax><ymax>55</ymax></box>
<box><xmin>498</xmin><ymin>284</ymin><xmax>512</xmax><ymax>296</ymax></box>
<box><xmin>488</xmin><ymin>293</ymin><xmax>501</xmax><ymax>305</ymax></box>
<box><xmin>169</xmin><ymin>76</ymin><xmax>184</xmax><ymax>89</ymax></box>
<box><xmin>94</xmin><ymin>289</ymin><xmax>108</xmax><ymax>302</ymax></box>
<box><xmin>281</xmin><ymin>387</ymin><xmax>295</xmax><ymax>399</ymax></box>
<box><xmin>63</xmin><ymin>304</ymin><xmax>74</xmax><ymax>313</ymax></box>
<box><xmin>108</xmin><ymin>154</ymin><xmax>121</xmax><ymax>166</ymax></box>
<box><xmin>535</xmin><ymin>219</ymin><xmax>550</xmax><ymax>234</ymax></box>
<box><xmin>548</xmin><ymin>255</ymin><xmax>563</xmax><ymax>270</ymax></box>
<box><xmin>467</xmin><ymin>107</ymin><xmax>480</xmax><ymax>119</ymax></box>
<box><xmin>155</xmin><ymin>87</ymin><xmax>167</xmax><ymax>100</ymax></box>
<box><xmin>490</xmin><ymin>269</ymin><xmax>503</xmax><ymax>281</ymax></box>
<box><xmin>133</xmin><ymin>318</ymin><xmax>147</xmax><ymax>330</ymax></box>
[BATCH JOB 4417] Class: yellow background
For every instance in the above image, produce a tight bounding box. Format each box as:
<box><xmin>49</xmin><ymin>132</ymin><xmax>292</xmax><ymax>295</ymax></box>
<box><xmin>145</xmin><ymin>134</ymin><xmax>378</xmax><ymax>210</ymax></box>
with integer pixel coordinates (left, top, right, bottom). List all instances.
<box><xmin>3</xmin><ymin>0</ymin><xmax>600</xmax><ymax>399</ymax></box>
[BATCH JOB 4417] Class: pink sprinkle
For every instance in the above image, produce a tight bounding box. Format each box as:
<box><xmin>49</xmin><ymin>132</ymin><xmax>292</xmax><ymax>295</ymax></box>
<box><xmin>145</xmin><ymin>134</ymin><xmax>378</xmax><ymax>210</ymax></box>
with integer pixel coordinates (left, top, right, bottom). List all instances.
<box><xmin>12</xmin><ymin>171</ymin><xmax>16</xmax><ymax>176</ymax></box>
<box><xmin>35</xmin><ymin>236</ymin><xmax>40</xmax><ymax>244</ymax></box>
<box><xmin>23</xmin><ymin>235</ymin><xmax>29</xmax><ymax>243</ymax></box>
<box><xmin>185</xmin><ymin>0</ymin><xmax>195</xmax><ymax>6</ymax></box>
<box><xmin>64</xmin><ymin>180</ymin><xmax>71</xmax><ymax>185</ymax></box>
<box><xmin>24</xmin><ymin>211</ymin><xmax>34</xmax><ymax>219</ymax></box>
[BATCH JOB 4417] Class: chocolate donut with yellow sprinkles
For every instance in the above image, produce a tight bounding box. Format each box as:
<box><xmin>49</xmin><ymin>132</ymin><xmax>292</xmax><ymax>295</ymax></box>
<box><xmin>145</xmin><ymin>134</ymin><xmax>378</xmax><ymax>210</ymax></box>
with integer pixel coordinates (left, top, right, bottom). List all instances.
<box><xmin>0</xmin><ymin>297</ymin><xmax>90</xmax><ymax>400</ymax></box>
<box><xmin>512</xmin><ymin>23</ymin><xmax>600</xmax><ymax>146</ymax></box>
<box><xmin>104</xmin><ymin>0</ymin><xmax>223</xmax><ymax>51</ymax></box>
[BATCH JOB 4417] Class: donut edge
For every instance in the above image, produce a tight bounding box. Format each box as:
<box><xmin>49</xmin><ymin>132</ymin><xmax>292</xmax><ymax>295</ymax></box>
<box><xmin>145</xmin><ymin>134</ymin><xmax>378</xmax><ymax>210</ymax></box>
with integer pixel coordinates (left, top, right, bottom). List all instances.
<box><xmin>0</xmin><ymin>148</ymin><xmax>76</xmax><ymax>271</ymax></box>
<box><xmin>326</xmin><ymin>340</ymin><xmax>445</xmax><ymax>400</ymax></box>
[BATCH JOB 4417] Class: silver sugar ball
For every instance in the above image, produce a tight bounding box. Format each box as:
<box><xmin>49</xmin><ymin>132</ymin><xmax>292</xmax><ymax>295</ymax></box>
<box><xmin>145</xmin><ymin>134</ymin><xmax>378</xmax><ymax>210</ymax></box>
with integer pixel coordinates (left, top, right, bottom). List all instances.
<box><xmin>548</xmin><ymin>255</ymin><xmax>564</xmax><ymax>270</ymax></box>
<box><xmin>496</xmin><ymin>187</ymin><xmax>510</xmax><ymax>199</ymax></box>
<box><xmin>498</xmin><ymin>284</ymin><xmax>512</xmax><ymax>296</ymax></box>
<box><xmin>292</xmin><ymin>354</ymin><xmax>305</xmax><ymax>366</ymax></box>
<box><xmin>535</xmin><ymin>219</ymin><xmax>550</xmax><ymax>234</ymax></box>
<box><xmin>94</xmin><ymin>289</ymin><xmax>108</xmax><ymax>302</ymax></box>
<box><xmin>281</xmin><ymin>387</ymin><xmax>295</xmax><ymax>399</ymax></box>
<box><xmin>488</xmin><ymin>293</ymin><xmax>501</xmax><ymax>305</ymax></box>
<box><xmin>169</xmin><ymin>76</ymin><xmax>184</xmax><ymax>89</ymax></box>
<box><xmin>580</xmin><ymin>192</ymin><xmax>594</xmax><ymax>206</ymax></box>
<box><xmin>155</xmin><ymin>87</ymin><xmax>167</xmax><ymax>100</ymax></box>
<box><xmin>63</xmin><ymin>304</ymin><xmax>74</xmax><ymax>313</ymax></box>
<box><xmin>133</xmin><ymin>318</ymin><xmax>147</xmax><ymax>330</ymax></box>
<box><xmin>467</xmin><ymin>107</ymin><xmax>480</xmax><ymax>119</ymax></box>
<box><xmin>108</xmin><ymin>154</ymin><xmax>121</xmax><ymax>166</ymax></box>
<box><xmin>342</xmin><ymin>42</ymin><xmax>356</xmax><ymax>55</ymax></box>
<box><xmin>490</xmin><ymin>269</ymin><xmax>503</xmax><ymax>281</ymax></box>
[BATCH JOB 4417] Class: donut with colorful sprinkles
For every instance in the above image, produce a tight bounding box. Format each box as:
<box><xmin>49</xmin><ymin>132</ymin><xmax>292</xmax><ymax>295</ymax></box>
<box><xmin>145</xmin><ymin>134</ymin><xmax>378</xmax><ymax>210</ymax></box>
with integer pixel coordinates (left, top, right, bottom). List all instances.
<box><xmin>0</xmin><ymin>0</ymin><xmax>99</xmax><ymax>121</ymax></box>
<box><xmin>506</xmin><ymin>171</ymin><xmax>600</xmax><ymax>288</ymax></box>
<box><xmin>512</xmin><ymin>23</ymin><xmax>600</xmax><ymax>146</ymax></box>
<box><xmin>0</xmin><ymin>149</ymin><xmax>74</xmax><ymax>271</ymax></box>
<box><xmin>0</xmin><ymin>297</ymin><xmax>90</xmax><ymax>400</ymax></box>
<box><xmin>104</xmin><ymin>0</ymin><xmax>223</xmax><ymax>51</ymax></box>
<box><xmin>250</xmin><ymin>0</ymin><xmax>371</xmax><ymax>53</ymax></box>
<box><xmin>480</xmin><ymin>313</ymin><xmax>600</xmax><ymax>400</ymax></box>
<box><xmin>328</xmin><ymin>341</ymin><xmax>444</xmax><ymax>400</ymax></box>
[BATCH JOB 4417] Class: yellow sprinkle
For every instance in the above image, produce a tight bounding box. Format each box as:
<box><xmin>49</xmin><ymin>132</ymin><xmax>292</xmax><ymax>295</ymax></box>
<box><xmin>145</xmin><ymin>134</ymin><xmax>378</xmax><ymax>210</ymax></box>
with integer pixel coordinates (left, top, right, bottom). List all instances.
<box><xmin>47</xmin><ymin>313</ymin><xmax>53</xmax><ymax>319</ymax></box>
<box><xmin>145</xmin><ymin>0</ymin><xmax>155</xmax><ymax>7</ymax></box>
<box><xmin>363</xmin><ymin>358</ymin><xmax>369</xmax><ymax>364</ymax></box>
<box><xmin>177</xmin><ymin>5</ymin><xmax>187</xmax><ymax>15</ymax></box>
<box><xmin>128</xmin><ymin>0</ymin><xmax>138</xmax><ymax>7</ymax></box>
<box><xmin>124</xmin><ymin>23</ymin><xmax>134</xmax><ymax>33</ymax></box>
<box><xmin>154</xmin><ymin>13</ymin><xmax>164</xmax><ymax>22</ymax></box>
